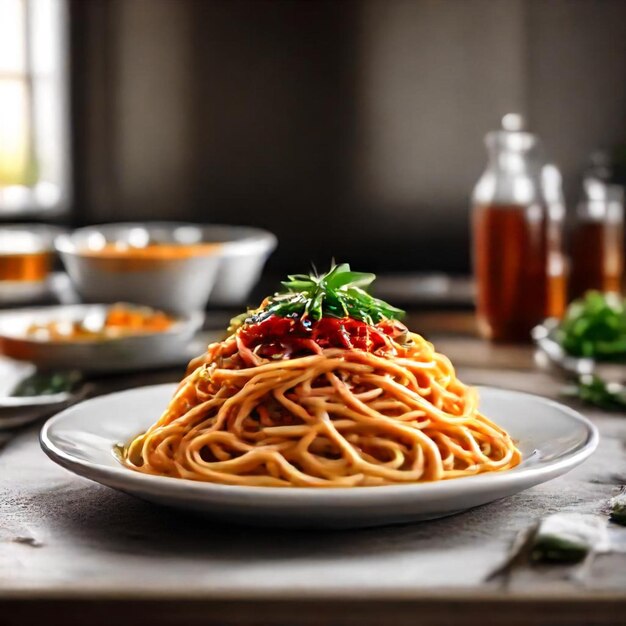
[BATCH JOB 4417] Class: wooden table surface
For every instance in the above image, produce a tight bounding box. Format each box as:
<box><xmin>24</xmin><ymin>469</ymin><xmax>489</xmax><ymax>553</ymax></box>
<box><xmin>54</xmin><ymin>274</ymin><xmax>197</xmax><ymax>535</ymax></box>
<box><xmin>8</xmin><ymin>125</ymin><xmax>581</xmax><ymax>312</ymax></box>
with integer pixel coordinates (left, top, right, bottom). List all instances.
<box><xmin>1</xmin><ymin>311</ymin><xmax>626</xmax><ymax>626</ymax></box>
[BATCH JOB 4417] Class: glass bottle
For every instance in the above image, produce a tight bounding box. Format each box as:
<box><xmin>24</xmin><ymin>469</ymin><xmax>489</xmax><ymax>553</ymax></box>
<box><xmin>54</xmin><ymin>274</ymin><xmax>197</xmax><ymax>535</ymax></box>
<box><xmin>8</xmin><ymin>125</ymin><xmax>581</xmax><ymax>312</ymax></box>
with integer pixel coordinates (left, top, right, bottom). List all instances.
<box><xmin>570</xmin><ymin>177</ymin><xmax>624</xmax><ymax>299</ymax></box>
<box><xmin>471</xmin><ymin>114</ymin><xmax>566</xmax><ymax>342</ymax></box>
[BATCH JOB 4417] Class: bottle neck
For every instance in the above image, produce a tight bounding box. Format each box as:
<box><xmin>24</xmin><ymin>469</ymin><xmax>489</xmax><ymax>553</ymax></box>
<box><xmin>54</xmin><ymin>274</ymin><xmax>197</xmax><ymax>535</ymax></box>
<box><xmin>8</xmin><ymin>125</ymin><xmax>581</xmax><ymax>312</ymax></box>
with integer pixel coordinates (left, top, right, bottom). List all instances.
<box><xmin>485</xmin><ymin>130</ymin><xmax>543</xmax><ymax>176</ymax></box>
<box><xmin>486</xmin><ymin>143</ymin><xmax>543</xmax><ymax>174</ymax></box>
<box><xmin>474</xmin><ymin>148</ymin><xmax>546</xmax><ymax>207</ymax></box>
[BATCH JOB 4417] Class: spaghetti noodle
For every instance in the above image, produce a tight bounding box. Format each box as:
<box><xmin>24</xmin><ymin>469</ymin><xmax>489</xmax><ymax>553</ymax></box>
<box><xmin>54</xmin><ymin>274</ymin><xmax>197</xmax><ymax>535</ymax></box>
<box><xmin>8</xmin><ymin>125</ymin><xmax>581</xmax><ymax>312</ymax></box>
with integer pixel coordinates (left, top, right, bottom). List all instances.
<box><xmin>123</xmin><ymin>266</ymin><xmax>521</xmax><ymax>487</ymax></box>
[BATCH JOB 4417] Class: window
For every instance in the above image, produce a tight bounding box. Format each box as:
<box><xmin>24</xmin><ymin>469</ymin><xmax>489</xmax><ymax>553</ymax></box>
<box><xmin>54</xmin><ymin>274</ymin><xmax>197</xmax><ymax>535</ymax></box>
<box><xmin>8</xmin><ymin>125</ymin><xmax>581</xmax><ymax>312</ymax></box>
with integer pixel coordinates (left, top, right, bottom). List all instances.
<box><xmin>0</xmin><ymin>0</ymin><xmax>69</xmax><ymax>216</ymax></box>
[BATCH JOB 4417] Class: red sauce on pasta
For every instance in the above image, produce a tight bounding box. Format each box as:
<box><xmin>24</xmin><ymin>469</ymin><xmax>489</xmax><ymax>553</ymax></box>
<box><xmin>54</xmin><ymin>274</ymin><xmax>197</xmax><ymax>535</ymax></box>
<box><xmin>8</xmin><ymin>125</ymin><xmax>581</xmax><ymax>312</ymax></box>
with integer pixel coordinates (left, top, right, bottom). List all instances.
<box><xmin>239</xmin><ymin>315</ymin><xmax>404</xmax><ymax>356</ymax></box>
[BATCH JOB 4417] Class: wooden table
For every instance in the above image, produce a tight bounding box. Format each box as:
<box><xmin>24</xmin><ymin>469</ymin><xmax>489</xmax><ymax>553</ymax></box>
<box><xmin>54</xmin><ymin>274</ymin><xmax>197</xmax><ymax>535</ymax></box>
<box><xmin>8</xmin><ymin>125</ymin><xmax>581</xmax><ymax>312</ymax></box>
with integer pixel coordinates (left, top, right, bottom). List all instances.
<box><xmin>1</xmin><ymin>311</ymin><xmax>625</xmax><ymax>625</ymax></box>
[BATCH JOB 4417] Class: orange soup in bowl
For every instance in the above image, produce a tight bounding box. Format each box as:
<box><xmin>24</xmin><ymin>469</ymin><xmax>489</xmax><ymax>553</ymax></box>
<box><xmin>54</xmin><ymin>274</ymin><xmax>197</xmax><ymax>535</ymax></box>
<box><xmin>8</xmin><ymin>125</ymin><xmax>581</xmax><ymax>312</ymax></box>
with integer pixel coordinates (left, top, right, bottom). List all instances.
<box><xmin>0</xmin><ymin>230</ymin><xmax>54</xmax><ymax>282</ymax></box>
<box><xmin>80</xmin><ymin>242</ymin><xmax>223</xmax><ymax>272</ymax></box>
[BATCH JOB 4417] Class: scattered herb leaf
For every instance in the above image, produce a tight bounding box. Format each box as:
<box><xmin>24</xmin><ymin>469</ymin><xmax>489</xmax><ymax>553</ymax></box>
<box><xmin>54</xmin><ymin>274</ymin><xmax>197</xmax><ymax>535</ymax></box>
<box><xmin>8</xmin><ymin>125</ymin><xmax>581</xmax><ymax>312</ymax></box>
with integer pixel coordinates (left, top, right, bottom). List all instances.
<box><xmin>530</xmin><ymin>513</ymin><xmax>607</xmax><ymax>564</ymax></box>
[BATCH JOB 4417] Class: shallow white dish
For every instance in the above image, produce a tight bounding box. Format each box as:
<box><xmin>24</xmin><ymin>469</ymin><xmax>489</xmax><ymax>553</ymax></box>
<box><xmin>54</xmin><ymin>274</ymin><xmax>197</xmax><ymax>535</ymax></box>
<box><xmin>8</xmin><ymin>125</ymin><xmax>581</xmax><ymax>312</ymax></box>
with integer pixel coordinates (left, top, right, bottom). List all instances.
<box><xmin>0</xmin><ymin>304</ymin><xmax>207</xmax><ymax>373</ymax></box>
<box><xmin>533</xmin><ymin>318</ymin><xmax>626</xmax><ymax>383</ymax></box>
<box><xmin>0</xmin><ymin>359</ymin><xmax>83</xmax><ymax>430</ymax></box>
<box><xmin>41</xmin><ymin>384</ymin><xmax>598</xmax><ymax>529</ymax></box>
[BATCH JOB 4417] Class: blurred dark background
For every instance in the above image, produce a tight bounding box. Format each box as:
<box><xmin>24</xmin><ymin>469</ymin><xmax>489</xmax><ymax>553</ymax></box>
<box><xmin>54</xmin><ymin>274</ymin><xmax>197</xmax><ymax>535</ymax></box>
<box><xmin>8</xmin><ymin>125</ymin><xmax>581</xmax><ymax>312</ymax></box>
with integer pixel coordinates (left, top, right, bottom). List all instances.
<box><xmin>69</xmin><ymin>0</ymin><xmax>626</xmax><ymax>275</ymax></box>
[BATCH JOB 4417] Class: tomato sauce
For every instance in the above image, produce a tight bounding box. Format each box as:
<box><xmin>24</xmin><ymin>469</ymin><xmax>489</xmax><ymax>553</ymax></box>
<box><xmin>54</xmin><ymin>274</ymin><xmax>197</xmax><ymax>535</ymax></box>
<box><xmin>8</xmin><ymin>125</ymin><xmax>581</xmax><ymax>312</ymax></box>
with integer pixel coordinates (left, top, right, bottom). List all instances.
<box><xmin>239</xmin><ymin>315</ymin><xmax>401</xmax><ymax>356</ymax></box>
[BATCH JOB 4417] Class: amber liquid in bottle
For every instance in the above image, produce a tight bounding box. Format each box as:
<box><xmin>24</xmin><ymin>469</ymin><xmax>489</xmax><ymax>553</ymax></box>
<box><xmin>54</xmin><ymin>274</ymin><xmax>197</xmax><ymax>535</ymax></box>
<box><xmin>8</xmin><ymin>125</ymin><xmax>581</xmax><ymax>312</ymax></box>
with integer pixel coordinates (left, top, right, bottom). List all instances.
<box><xmin>570</xmin><ymin>221</ymin><xmax>623</xmax><ymax>299</ymax></box>
<box><xmin>473</xmin><ymin>204</ymin><xmax>565</xmax><ymax>342</ymax></box>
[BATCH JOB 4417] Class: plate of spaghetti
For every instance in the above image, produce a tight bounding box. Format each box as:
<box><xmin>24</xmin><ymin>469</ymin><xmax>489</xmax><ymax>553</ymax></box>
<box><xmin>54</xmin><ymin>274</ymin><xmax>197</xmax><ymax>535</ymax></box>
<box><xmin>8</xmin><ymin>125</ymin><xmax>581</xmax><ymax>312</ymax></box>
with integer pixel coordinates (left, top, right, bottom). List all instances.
<box><xmin>41</xmin><ymin>265</ymin><xmax>598</xmax><ymax>528</ymax></box>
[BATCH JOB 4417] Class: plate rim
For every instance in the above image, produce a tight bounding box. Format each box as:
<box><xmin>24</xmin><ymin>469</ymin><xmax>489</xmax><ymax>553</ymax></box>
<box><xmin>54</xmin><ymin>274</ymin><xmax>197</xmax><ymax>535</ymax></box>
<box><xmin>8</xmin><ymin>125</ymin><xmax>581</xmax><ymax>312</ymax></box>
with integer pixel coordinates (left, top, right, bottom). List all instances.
<box><xmin>40</xmin><ymin>383</ymin><xmax>599</xmax><ymax>502</ymax></box>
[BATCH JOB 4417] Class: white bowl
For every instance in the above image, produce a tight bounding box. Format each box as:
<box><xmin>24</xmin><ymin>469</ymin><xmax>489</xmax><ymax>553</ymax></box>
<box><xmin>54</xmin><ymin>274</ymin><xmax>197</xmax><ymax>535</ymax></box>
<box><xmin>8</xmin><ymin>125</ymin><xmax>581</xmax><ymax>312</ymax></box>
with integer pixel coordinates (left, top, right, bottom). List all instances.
<box><xmin>0</xmin><ymin>224</ymin><xmax>67</xmax><ymax>305</ymax></box>
<box><xmin>197</xmin><ymin>224</ymin><xmax>277</xmax><ymax>306</ymax></box>
<box><xmin>56</xmin><ymin>222</ymin><xmax>276</xmax><ymax>312</ymax></box>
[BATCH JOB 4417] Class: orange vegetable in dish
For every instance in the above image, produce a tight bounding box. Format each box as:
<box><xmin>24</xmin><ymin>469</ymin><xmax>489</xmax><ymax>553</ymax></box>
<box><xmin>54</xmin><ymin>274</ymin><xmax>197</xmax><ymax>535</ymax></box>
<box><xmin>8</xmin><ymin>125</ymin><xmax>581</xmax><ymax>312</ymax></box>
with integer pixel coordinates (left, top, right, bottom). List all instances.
<box><xmin>26</xmin><ymin>304</ymin><xmax>176</xmax><ymax>342</ymax></box>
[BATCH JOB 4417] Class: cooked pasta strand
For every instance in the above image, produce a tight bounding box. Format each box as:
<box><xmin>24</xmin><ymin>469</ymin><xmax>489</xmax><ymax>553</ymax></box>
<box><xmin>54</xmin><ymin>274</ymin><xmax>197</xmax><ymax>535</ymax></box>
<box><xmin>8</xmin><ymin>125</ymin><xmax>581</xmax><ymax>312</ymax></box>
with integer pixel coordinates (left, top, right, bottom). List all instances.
<box><xmin>123</xmin><ymin>331</ymin><xmax>521</xmax><ymax>486</ymax></box>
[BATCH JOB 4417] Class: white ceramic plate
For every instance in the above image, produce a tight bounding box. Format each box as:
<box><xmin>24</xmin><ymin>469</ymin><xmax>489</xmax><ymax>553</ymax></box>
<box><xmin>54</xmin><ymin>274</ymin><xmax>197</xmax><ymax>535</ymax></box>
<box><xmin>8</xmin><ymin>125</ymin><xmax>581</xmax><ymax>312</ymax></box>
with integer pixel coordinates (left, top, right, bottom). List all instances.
<box><xmin>41</xmin><ymin>384</ymin><xmax>598</xmax><ymax>529</ymax></box>
<box><xmin>0</xmin><ymin>304</ymin><xmax>208</xmax><ymax>373</ymax></box>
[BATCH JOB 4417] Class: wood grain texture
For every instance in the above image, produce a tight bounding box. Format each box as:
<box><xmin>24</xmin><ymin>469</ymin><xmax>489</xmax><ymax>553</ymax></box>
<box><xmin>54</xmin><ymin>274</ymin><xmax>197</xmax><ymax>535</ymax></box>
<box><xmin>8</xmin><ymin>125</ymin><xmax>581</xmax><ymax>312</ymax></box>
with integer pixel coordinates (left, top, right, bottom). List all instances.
<box><xmin>1</xmin><ymin>312</ymin><xmax>625</xmax><ymax>625</ymax></box>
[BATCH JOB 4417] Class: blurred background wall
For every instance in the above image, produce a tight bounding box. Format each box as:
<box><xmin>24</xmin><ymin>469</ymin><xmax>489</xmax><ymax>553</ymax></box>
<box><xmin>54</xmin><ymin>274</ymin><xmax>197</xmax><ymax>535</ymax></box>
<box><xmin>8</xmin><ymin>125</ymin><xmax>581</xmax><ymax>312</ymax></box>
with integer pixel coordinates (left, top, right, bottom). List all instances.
<box><xmin>70</xmin><ymin>0</ymin><xmax>626</xmax><ymax>274</ymax></box>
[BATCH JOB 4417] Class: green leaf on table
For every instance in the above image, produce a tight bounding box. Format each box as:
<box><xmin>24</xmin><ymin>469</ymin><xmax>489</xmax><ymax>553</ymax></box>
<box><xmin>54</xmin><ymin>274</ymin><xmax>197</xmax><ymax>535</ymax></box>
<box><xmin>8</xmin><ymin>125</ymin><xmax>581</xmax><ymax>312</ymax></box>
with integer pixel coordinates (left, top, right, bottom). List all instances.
<box><xmin>530</xmin><ymin>513</ymin><xmax>607</xmax><ymax>564</ymax></box>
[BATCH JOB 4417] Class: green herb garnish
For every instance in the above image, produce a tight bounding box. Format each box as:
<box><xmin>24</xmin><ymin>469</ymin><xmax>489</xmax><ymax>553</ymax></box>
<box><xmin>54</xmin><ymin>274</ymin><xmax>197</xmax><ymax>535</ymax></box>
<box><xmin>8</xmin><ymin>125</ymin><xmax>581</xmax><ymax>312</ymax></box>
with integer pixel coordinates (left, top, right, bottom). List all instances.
<box><xmin>11</xmin><ymin>371</ymin><xmax>81</xmax><ymax>397</ymax></box>
<box><xmin>243</xmin><ymin>264</ymin><xmax>404</xmax><ymax>326</ymax></box>
<box><xmin>557</xmin><ymin>291</ymin><xmax>626</xmax><ymax>359</ymax></box>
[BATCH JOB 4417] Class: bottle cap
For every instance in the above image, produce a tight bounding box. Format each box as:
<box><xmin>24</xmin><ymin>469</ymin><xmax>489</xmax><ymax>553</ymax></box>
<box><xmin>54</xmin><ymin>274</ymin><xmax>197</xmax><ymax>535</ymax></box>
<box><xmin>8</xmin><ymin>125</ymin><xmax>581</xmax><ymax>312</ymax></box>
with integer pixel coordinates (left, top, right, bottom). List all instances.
<box><xmin>487</xmin><ymin>113</ymin><xmax>538</xmax><ymax>153</ymax></box>
<box><xmin>501</xmin><ymin>113</ymin><xmax>526</xmax><ymax>132</ymax></box>
<box><xmin>583</xmin><ymin>178</ymin><xmax>624</xmax><ymax>203</ymax></box>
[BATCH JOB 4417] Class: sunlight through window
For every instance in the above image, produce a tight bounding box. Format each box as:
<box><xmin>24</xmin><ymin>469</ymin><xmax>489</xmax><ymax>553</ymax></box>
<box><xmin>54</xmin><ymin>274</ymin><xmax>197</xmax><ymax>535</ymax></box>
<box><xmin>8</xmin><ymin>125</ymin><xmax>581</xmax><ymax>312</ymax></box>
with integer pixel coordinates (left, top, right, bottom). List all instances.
<box><xmin>0</xmin><ymin>0</ymin><xmax>69</xmax><ymax>215</ymax></box>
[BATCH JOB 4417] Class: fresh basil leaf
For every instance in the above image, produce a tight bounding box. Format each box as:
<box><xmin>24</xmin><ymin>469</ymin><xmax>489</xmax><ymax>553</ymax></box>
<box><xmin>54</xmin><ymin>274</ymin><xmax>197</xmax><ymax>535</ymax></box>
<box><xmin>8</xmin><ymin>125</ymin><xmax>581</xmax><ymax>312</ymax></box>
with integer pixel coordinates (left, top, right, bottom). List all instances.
<box><xmin>251</xmin><ymin>263</ymin><xmax>405</xmax><ymax>325</ymax></box>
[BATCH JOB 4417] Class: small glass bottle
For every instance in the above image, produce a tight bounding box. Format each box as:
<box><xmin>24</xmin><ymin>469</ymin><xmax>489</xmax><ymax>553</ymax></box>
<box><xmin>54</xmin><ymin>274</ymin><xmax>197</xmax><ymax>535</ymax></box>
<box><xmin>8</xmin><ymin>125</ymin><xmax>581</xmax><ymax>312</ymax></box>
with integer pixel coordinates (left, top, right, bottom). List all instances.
<box><xmin>472</xmin><ymin>114</ymin><xmax>566</xmax><ymax>342</ymax></box>
<box><xmin>570</xmin><ymin>177</ymin><xmax>624</xmax><ymax>299</ymax></box>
